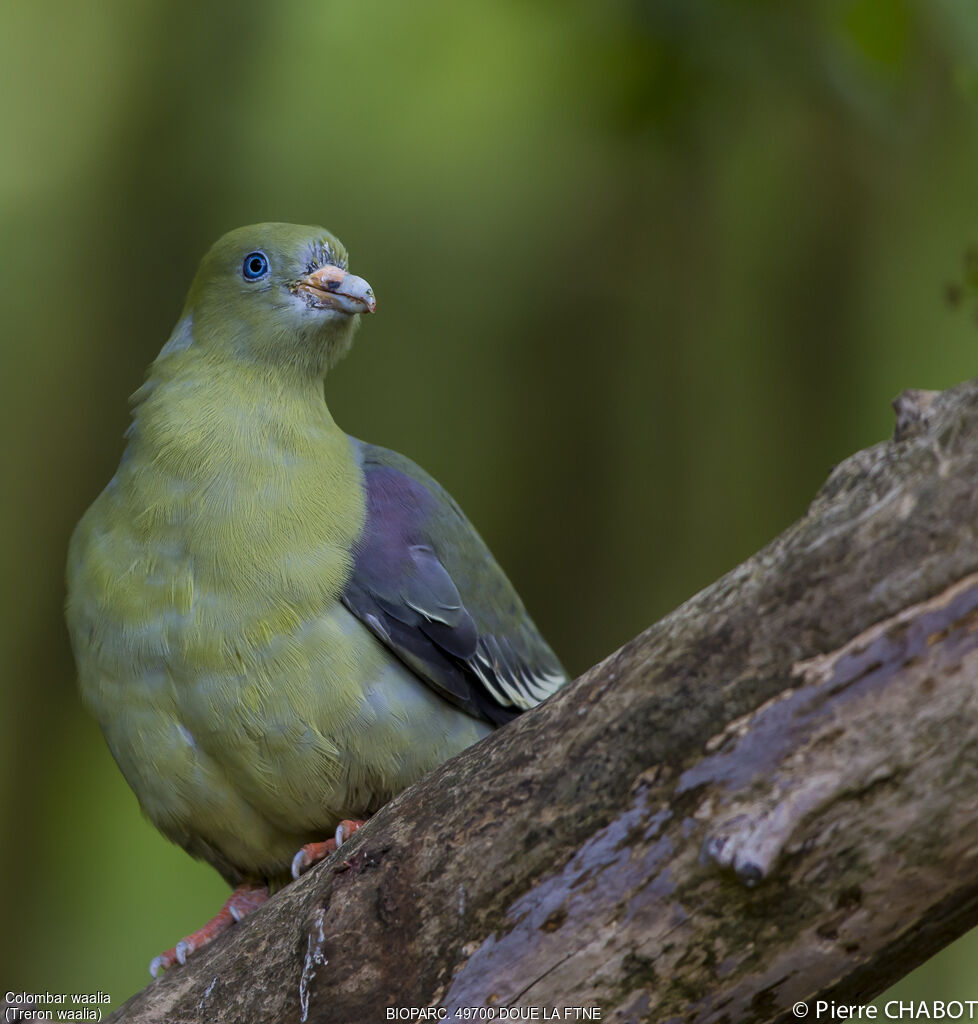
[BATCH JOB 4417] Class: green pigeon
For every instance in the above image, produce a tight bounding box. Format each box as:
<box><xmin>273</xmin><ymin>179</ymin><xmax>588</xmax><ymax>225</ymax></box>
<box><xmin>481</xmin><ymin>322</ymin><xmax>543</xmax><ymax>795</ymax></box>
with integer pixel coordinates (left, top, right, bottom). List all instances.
<box><xmin>65</xmin><ymin>223</ymin><xmax>567</xmax><ymax>976</ymax></box>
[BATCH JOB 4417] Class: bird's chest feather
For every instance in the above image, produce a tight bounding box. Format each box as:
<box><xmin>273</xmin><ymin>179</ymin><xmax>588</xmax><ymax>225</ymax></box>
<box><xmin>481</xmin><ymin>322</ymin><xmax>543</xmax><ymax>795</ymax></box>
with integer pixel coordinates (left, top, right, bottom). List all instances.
<box><xmin>65</xmin><ymin>377</ymin><xmax>380</xmax><ymax>867</ymax></box>
<box><xmin>69</xmin><ymin>381</ymin><xmax>365</xmax><ymax>679</ymax></box>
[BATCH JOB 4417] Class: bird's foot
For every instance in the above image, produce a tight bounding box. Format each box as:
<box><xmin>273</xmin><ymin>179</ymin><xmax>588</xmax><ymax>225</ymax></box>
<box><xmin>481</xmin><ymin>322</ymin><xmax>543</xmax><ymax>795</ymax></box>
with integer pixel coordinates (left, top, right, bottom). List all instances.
<box><xmin>149</xmin><ymin>883</ymin><xmax>269</xmax><ymax>977</ymax></box>
<box><xmin>291</xmin><ymin>819</ymin><xmax>365</xmax><ymax>879</ymax></box>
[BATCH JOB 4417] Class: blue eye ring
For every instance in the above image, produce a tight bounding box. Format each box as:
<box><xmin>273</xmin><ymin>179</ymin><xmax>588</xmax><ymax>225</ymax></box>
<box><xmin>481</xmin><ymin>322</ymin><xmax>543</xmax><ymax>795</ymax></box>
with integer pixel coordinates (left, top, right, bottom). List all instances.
<box><xmin>242</xmin><ymin>251</ymin><xmax>270</xmax><ymax>281</ymax></box>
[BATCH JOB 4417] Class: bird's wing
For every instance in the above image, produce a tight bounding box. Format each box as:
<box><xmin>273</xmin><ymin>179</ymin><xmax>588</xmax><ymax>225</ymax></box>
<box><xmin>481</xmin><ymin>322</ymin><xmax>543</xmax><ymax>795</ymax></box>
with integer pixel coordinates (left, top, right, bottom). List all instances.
<box><xmin>342</xmin><ymin>439</ymin><xmax>568</xmax><ymax>725</ymax></box>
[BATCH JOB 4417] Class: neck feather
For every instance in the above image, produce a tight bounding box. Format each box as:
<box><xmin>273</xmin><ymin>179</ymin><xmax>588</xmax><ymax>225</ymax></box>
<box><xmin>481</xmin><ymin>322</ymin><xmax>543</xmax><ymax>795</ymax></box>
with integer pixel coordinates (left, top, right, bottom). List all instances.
<box><xmin>115</xmin><ymin>324</ymin><xmax>365</xmax><ymax>604</ymax></box>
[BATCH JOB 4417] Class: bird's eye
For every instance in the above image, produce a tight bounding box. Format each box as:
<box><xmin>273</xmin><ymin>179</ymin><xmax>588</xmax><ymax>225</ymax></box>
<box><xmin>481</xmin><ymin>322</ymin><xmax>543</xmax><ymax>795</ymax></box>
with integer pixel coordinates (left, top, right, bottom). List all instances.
<box><xmin>242</xmin><ymin>251</ymin><xmax>270</xmax><ymax>281</ymax></box>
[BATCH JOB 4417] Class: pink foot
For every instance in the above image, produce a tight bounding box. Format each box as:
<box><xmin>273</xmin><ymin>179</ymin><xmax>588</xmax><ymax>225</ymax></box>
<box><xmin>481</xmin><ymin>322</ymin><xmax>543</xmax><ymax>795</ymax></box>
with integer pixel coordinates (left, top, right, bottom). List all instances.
<box><xmin>291</xmin><ymin>819</ymin><xmax>365</xmax><ymax>879</ymax></box>
<box><xmin>149</xmin><ymin>883</ymin><xmax>268</xmax><ymax>977</ymax></box>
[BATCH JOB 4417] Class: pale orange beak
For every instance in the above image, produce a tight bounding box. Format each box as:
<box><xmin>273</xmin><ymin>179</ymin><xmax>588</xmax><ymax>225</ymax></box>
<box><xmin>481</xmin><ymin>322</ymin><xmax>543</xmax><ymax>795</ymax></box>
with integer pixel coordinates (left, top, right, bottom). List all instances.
<box><xmin>293</xmin><ymin>265</ymin><xmax>377</xmax><ymax>314</ymax></box>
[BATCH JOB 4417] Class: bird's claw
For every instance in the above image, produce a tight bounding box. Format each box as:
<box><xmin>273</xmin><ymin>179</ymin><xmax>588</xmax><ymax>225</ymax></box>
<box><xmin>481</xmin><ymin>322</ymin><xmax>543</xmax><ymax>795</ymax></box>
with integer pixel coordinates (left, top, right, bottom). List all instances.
<box><xmin>149</xmin><ymin>950</ymin><xmax>176</xmax><ymax>979</ymax></box>
<box><xmin>149</xmin><ymin>937</ymin><xmax>195</xmax><ymax>977</ymax></box>
<box><xmin>148</xmin><ymin>883</ymin><xmax>268</xmax><ymax>977</ymax></box>
<box><xmin>335</xmin><ymin>820</ymin><xmax>359</xmax><ymax>847</ymax></box>
<box><xmin>291</xmin><ymin>846</ymin><xmax>316</xmax><ymax>879</ymax></box>
<box><xmin>291</xmin><ymin>820</ymin><xmax>365</xmax><ymax>879</ymax></box>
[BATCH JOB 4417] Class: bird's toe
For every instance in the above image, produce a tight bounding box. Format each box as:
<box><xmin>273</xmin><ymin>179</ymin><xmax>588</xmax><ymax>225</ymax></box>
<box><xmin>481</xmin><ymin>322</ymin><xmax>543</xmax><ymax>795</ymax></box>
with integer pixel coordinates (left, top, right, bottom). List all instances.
<box><xmin>147</xmin><ymin>883</ymin><xmax>268</xmax><ymax>977</ymax></box>
<box><xmin>291</xmin><ymin>820</ymin><xmax>366</xmax><ymax>879</ymax></box>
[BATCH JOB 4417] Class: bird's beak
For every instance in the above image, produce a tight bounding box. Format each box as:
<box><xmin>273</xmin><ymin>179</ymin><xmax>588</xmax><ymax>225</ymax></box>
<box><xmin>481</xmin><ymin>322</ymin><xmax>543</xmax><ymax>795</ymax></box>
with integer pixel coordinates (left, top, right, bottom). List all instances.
<box><xmin>293</xmin><ymin>266</ymin><xmax>377</xmax><ymax>315</ymax></box>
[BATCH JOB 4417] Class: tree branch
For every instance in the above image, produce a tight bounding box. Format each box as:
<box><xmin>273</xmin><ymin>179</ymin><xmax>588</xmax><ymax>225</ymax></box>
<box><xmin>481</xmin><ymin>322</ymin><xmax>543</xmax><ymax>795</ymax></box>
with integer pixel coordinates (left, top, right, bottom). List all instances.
<box><xmin>111</xmin><ymin>381</ymin><xmax>978</xmax><ymax>1024</ymax></box>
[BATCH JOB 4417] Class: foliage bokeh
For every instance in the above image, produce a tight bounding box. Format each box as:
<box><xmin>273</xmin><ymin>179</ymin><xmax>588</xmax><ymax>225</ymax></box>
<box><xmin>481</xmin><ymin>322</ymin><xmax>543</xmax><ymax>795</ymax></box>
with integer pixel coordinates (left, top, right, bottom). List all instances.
<box><xmin>2</xmin><ymin>0</ymin><xmax>978</xmax><ymax>1008</ymax></box>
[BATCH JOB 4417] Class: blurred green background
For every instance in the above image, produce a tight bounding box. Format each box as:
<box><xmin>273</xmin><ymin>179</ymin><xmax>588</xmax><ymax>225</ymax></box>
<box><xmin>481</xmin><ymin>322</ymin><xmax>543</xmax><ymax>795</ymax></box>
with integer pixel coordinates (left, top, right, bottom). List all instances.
<box><xmin>3</xmin><ymin>0</ymin><xmax>978</xmax><ymax>1010</ymax></box>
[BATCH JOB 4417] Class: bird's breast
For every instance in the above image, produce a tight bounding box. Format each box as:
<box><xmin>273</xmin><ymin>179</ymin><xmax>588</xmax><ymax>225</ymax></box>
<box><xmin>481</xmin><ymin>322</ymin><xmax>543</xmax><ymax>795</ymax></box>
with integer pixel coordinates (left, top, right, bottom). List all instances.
<box><xmin>64</xmin><ymin>405</ymin><xmax>376</xmax><ymax>877</ymax></box>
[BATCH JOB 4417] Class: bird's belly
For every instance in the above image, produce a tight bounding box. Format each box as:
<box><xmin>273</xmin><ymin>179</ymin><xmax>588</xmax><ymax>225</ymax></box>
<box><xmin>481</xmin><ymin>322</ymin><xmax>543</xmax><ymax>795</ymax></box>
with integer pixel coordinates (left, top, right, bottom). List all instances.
<box><xmin>81</xmin><ymin>599</ymin><xmax>489</xmax><ymax>884</ymax></box>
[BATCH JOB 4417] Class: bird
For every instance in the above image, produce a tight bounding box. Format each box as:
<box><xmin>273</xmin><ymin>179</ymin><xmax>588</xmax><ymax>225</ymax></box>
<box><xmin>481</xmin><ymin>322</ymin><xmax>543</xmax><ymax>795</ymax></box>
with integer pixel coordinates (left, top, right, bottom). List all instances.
<box><xmin>65</xmin><ymin>223</ymin><xmax>567</xmax><ymax>977</ymax></box>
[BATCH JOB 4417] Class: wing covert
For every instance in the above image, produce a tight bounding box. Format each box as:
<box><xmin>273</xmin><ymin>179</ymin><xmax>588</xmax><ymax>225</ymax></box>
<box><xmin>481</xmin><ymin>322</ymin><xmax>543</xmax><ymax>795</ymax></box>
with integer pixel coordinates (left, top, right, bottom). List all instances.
<box><xmin>341</xmin><ymin>440</ymin><xmax>567</xmax><ymax>725</ymax></box>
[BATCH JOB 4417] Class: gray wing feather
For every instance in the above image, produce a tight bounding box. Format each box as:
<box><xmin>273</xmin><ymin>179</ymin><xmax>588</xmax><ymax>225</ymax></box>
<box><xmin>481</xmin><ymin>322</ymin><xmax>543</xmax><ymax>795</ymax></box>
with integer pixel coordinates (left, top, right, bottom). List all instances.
<box><xmin>341</xmin><ymin>439</ymin><xmax>567</xmax><ymax>725</ymax></box>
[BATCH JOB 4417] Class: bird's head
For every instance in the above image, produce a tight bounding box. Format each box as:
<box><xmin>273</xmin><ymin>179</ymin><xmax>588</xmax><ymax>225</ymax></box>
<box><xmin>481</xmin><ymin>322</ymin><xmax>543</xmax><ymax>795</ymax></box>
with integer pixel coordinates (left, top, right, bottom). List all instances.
<box><xmin>182</xmin><ymin>222</ymin><xmax>376</xmax><ymax>377</ymax></box>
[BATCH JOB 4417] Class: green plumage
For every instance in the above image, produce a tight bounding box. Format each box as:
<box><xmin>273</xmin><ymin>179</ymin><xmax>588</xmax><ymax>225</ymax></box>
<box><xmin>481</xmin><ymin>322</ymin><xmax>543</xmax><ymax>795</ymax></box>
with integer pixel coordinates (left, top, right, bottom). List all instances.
<box><xmin>66</xmin><ymin>223</ymin><xmax>565</xmax><ymax>895</ymax></box>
